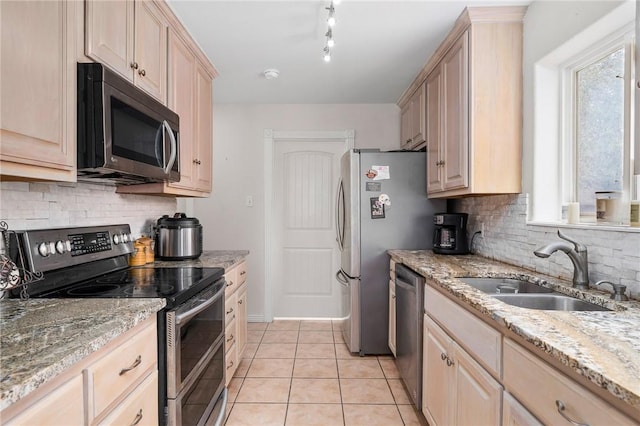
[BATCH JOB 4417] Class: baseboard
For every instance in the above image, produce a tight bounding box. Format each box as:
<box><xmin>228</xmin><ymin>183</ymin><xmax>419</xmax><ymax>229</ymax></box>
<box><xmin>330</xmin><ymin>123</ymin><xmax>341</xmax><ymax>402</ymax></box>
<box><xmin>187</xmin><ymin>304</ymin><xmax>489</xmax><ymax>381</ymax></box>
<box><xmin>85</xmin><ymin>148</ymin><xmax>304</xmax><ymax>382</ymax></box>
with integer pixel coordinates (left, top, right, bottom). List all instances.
<box><xmin>247</xmin><ymin>314</ymin><xmax>265</xmax><ymax>323</ymax></box>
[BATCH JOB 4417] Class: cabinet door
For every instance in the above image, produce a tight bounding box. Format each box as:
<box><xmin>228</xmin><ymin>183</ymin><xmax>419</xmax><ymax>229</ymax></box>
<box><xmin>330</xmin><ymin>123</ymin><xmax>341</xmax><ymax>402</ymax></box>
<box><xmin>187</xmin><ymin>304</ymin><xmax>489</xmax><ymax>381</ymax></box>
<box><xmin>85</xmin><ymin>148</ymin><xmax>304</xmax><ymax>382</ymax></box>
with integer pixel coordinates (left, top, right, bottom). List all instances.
<box><xmin>237</xmin><ymin>284</ymin><xmax>248</xmax><ymax>359</ymax></box>
<box><xmin>167</xmin><ymin>30</ymin><xmax>196</xmax><ymax>191</ymax></box>
<box><xmin>134</xmin><ymin>0</ymin><xmax>167</xmax><ymax>103</ymax></box>
<box><xmin>425</xmin><ymin>67</ymin><xmax>443</xmax><ymax>193</ymax></box>
<box><xmin>0</xmin><ymin>0</ymin><xmax>77</xmax><ymax>181</ymax></box>
<box><xmin>85</xmin><ymin>0</ymin><xmax>135</xmax><ymax>80</ymax></box>
<box><xmin>388</xmin><ymin>279</ymin><xmax>396</xmax><ymax>356</ymax></box>
<box><xmin>423</xmin><ymin>316</ymin><xmax>452</xmax><ymax>426</ymax></box>
<box><xmin>400</xmin><ymin>102</ymin><xmax>412</xmax><ymax>148</ymax></box>
<box><xmin>410</xmin><ymin>84</ymin><xmax>425</xmax><ymax>146</ymax></box>
<box><xmin>4</xmin><ymin>376</ymin><xmax>84</xmax><ymax>426</ymax></box>
<box><xmin>194</xmin><ymin>63</ymin><xmax>213</xmax><ymax>192</ymax></box>
<box><xmin>453</xmin><ymin>340</ymin><xmax>502</xmax><ymax>426</ymax></box>
<box><xmin>442</xmin><ymin>31</ymin><xmax>469</xmax><ymax>191</ymax></box>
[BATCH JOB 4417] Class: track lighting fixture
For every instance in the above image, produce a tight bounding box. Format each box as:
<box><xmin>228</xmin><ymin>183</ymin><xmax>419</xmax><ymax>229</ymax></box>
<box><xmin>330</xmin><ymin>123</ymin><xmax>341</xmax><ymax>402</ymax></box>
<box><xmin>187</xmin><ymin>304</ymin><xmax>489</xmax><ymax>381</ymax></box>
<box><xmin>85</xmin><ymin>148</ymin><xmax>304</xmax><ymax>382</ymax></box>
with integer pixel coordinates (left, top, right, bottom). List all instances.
<box><xmin>322</xmin><ymin>1</ymin><xmax>339</xmax><ymax>62</ymax></box>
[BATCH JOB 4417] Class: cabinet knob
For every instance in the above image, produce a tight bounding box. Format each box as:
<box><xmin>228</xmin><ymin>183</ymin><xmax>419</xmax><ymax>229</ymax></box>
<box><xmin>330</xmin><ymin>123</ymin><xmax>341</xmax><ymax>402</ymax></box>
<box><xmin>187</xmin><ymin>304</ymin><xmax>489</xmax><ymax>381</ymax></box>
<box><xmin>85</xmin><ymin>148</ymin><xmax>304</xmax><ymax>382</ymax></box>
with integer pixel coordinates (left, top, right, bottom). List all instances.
<box><xmin>130</xmin><ymin>62</ymin><xmax>139</xmax><ymax>70</ymax></box>
<box><xmin>138</xmin><ymin>69</ymin><xmax>146</xmax><ymax>77</ymax></box>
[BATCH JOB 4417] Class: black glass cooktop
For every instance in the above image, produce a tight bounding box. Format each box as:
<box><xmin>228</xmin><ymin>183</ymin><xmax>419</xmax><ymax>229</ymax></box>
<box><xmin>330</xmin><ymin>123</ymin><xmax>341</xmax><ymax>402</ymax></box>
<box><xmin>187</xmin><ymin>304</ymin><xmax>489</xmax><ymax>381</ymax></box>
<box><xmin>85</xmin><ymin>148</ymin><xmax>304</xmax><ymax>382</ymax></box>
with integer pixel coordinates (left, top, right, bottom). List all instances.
<box><xmin>33</xmin><ymin>266</ymin><xmax>225</xmax><ymax>307</ymax></box>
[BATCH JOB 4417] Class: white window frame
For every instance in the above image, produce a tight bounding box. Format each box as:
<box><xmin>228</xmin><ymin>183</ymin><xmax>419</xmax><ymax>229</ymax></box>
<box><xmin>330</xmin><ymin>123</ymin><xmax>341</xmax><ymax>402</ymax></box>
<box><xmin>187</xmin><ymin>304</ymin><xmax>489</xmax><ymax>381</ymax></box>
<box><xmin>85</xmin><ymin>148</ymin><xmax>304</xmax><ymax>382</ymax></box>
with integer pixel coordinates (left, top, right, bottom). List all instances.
<box><xmin>560</xmin><ymin>24</ymin><xmax>636</xmax><ymax>223</ymax></box>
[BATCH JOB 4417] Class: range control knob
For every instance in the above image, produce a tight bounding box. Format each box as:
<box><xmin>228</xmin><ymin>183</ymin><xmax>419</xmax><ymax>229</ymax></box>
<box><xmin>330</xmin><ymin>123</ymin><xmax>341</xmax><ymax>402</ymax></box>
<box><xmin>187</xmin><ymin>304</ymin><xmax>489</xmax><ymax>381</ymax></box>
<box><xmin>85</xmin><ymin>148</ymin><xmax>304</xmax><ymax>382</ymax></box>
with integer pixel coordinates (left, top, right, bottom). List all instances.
<box><xmin>48</xmin><ymin>242</ymin><xmax>56</xmax><ymax>255</ymax></box>
<box><xmin>113</xmin><ymin>234</ymin><xmax>121</xmax><ymax>245</ymax></box>
<box><xmin>38</xmin><ymin>242</ymin><xmax>50</xmax><ymax>257</ymax></box>
<box><xmin>55</xmin><ymin>240</ymin><xmax>67</xmax><ymax>254</ymax></box>
<box><xmin>122</xmin><ymin>233</ymin><xmax>130</xmax><ymax>243</ymax></box>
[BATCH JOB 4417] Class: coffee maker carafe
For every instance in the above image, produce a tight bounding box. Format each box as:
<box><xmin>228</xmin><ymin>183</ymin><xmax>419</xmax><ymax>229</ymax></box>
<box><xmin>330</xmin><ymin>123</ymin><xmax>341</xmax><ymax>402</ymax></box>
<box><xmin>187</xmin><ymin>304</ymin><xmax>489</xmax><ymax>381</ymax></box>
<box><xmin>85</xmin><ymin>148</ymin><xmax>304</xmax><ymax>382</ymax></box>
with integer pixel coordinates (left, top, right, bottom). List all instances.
<box><xmin>433</xmin><ymin>213</ymin><xmax>469</xmax><ymax>255</ymax></box>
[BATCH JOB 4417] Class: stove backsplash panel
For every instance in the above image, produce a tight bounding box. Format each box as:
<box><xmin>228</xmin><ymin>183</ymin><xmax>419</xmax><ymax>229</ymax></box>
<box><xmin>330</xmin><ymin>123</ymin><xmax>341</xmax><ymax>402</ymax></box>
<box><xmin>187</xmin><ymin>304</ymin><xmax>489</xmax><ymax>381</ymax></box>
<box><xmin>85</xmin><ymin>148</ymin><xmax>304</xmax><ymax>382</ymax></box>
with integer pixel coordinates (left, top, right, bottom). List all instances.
<box><xmin>0</xmin><ymin>182</ymin><xmax>176</xmax><ymax>239</ymax></box>
<box><xmin>452</xmin><ymin>193</ymin><xmax>640</xmax><ymax>301</ymax></box>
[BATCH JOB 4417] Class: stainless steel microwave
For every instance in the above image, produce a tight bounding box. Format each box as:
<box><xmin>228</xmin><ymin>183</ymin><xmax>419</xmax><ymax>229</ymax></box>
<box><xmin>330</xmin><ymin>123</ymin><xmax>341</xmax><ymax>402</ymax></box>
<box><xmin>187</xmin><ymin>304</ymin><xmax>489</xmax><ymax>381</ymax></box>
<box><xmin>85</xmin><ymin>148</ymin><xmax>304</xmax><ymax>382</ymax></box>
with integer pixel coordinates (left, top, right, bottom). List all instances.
<box><xmin>77</xmin><ymin>63</ymin><xmax>180</xmax><ymax>184</ymax></box>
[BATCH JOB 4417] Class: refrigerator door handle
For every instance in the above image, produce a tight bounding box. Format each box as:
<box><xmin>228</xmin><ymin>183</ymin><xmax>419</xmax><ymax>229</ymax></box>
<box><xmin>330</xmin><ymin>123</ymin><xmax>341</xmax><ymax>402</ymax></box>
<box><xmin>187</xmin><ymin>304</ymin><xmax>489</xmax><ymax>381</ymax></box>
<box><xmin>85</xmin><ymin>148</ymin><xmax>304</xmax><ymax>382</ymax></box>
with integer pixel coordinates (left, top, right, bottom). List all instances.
<box><xmin>335</xmin><ymin>269</ymin><xmax>350</xmax><ymax>287</ymax></box>
<box><xmin>335</xmin><ymin>178</ymin><xmax>345</xmax><ymax>251</ymax></box>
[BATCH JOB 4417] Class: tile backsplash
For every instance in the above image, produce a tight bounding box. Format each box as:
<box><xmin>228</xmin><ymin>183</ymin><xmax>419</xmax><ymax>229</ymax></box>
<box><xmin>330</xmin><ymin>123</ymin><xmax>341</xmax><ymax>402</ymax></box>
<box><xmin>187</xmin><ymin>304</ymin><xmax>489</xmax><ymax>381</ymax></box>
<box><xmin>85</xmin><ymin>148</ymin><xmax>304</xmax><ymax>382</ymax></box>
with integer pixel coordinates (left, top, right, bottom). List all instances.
<box><xmin>0</xmin><ymin>182</ymin><xmax>176</xmax><ymax>238</ymax></box>
<box><xmin>453</xmin><ymin>194</ymin><xmax>640</xmax><ymax>300</ymax></box>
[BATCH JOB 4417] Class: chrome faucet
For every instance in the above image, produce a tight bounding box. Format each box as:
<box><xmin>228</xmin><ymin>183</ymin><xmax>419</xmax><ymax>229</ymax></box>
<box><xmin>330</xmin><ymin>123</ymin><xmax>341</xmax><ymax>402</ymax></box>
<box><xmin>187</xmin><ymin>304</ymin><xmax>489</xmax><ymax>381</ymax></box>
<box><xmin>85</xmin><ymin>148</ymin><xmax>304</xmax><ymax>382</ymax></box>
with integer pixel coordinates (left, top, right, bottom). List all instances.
<box><xmin>534</xmin><ymin>230</ymin><xmax>590</xmax><ymax>290</ymax></box>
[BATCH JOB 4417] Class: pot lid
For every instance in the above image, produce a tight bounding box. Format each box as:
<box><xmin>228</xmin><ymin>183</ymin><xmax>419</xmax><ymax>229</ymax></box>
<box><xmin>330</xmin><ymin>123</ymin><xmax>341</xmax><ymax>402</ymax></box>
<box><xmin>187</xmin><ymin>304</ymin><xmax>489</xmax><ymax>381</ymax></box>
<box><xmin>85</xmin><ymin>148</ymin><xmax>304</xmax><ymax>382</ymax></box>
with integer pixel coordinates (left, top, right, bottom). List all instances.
<box><xmin>156</xmin><ymin>213</ymin><xmax>201</xmax><ymax>227</ymax></box>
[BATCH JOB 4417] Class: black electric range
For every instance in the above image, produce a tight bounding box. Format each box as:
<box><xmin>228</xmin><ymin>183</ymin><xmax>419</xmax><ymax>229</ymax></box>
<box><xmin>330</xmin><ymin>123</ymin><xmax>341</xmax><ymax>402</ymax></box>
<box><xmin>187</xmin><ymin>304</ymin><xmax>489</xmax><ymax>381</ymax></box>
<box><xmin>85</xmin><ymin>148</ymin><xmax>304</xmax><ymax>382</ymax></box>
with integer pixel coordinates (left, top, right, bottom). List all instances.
<box><xmin>7</xmin><ymin>224</ymin><xmax>228</xmax><ymax>426</ymax></box>
<box><xmin>7</xmin><ymin>224</ymin><xmax>223</xmax><ymax>307</ymax></box>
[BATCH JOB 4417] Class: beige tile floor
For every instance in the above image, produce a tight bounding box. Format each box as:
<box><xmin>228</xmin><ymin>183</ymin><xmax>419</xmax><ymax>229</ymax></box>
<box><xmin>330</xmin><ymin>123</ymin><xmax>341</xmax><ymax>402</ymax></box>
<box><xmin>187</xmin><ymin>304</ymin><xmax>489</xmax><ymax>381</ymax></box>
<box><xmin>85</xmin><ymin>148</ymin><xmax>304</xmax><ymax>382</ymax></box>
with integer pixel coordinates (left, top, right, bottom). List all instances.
<box><xmin>225</xmin><ymin>320</ymin><xmax>428</xmax><ymax>426</ymax></box>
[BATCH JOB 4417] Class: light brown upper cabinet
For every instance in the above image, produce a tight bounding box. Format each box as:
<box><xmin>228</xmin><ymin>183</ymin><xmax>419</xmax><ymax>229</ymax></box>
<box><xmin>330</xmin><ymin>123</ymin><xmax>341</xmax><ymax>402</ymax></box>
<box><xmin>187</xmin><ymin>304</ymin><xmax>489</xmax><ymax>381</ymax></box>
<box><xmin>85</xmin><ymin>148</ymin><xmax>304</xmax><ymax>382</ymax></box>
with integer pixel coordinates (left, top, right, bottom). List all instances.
<box><xmin>399</xmin><ymin>84</ymin><xmax>426</xmax><ymax>150</ymax></box>
<box><xmin>0</xmin><ymin>1</ymin><xmax>81</xmax><ymax>182</ymax></box>
<box><xmin>85</xmin><ymin>0</ymin><xmax>167</xmax><ymax>104</ymax></box>
<box><xmin>399</xmin><ymin>6</ymin><xmax>525</xmax><ymax>198</ymax></box>
<box><xmin>117</xmin><ymin>6</ymin><xmax>217</xmax><ymax>197</ymax></box>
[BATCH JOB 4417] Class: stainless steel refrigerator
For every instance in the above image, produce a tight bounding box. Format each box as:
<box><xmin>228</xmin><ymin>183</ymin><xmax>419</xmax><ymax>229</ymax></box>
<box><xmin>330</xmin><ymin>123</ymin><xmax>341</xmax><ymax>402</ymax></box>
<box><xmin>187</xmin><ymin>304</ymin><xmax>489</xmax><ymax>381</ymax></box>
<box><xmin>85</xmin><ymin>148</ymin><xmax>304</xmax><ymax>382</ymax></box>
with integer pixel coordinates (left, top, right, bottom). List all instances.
<box><xmin>335</xmin><ymin>149</ymin><xmax>444</xmax><ymax>355</ymax></box>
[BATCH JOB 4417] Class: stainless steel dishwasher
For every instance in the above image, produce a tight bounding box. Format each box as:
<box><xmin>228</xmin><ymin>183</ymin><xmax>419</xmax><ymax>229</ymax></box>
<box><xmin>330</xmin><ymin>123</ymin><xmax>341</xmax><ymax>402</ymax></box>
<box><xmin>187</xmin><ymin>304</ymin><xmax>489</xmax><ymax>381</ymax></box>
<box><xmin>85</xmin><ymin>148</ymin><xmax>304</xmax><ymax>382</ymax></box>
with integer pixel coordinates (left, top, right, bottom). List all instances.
<box><xmin>394</xmin><ymin>263</ymin><xmax>424</xmax><ymax>410</ymax></box>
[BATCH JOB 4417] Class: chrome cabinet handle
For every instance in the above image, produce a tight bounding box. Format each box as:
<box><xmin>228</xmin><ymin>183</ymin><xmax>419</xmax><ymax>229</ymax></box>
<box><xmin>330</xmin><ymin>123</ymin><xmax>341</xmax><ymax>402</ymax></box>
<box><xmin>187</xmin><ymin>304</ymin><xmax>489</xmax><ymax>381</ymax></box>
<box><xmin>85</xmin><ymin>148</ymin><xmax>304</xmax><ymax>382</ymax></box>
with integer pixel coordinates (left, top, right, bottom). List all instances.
<box><xmin>240</xmin><ymin>271</ymin><xmax>246</xmax><ymax>276</ymax></box>
<box><xmin>440</xmin><ymin>353</ymin><xmax>447</xmax><ymax>361</ymax></box>
<box><xmin>227</xmin><ymin>360</ymin><xmax>234</xmax><ymax>369</ymax></box>
<box><xmin>192</xmin><ymin>159</ymin><xmax>202</xmax><ymax>165</ymax></box>
<box><xmin>227</xmin><ymin>280</ymin><xmax>234</xmax><ymax>287</ymax></box>
<box><xmin>130</xmin><ymin>62</ymin><xmax>139</xmax><ymax>70</ymax></box>
<box><xmin>130</xmin><ymin>409</ymin><xmax>143</xmax><ymax>426</ymax></box>
<box><xmin>226</xmin><ymin>307</ymin><xmax>234</xmax><ymax>314</ymax></box>
<box><xmin>226</xmin><ymin>334</ymin><xmax>234</xmax><ymax>343</ymax></box>
<box><xmin>238</xmin><ymin>299</ymin><xmax>243</xmax><ymax>304</ymax></box>
<box><xmin>555</xmin><ymin>400</ymin><xmax>589</xmax><ymax>426</ymax></box>
<box><xmin>119</xmin><ymin>355</ymin><xmax>142</xmax><ymax>376</ymax></box>
<box><xmin>446</xmin><ymin>357</ymin><xmax>454</xmax><ymax>367</ymax></box>
<box><xmin>138</xmin><ymin>69</ymin><xmax>146</xmax><ymax>77</ymax></box>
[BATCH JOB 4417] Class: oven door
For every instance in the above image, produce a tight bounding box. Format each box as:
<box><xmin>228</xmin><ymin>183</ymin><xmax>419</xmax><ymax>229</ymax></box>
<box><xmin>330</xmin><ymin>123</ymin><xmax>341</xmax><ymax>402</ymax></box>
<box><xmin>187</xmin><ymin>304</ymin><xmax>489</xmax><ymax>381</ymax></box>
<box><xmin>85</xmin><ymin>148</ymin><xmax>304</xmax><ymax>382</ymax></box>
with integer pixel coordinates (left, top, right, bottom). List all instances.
<box><xmin>168</xmin><ymin>338</ymin><xmax>226</xmax><ymax>426</ymax></box>
<box><xmin>166</xmin><ymin>281</ymin><xmax>225</xmax><ymax>399</ymax></box>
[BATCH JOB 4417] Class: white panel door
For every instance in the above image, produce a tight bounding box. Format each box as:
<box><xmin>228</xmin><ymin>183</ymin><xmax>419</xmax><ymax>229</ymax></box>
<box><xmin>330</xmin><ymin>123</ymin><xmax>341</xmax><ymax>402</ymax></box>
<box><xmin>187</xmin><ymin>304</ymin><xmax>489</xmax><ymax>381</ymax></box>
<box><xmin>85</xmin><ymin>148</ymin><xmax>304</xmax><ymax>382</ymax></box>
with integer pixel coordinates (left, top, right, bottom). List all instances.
<box><xmin>273</xmin><ymin>140</ymin><xmax>345</xmax><ymax>317</ymax></box>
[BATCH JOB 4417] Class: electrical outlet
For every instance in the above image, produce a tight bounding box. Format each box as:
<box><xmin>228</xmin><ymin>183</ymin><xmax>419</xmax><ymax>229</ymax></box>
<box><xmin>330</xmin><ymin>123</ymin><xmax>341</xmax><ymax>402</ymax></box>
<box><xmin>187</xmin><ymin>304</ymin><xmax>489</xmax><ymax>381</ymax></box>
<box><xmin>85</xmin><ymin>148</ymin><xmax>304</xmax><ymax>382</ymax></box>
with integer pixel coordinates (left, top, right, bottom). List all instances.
<box><xmin>480</xmin><ymin>223</ymin><xmax>485</xmax><ymax>237</ymax></box>
<box><xmin>245</xmin><ymin>195</ymin><xmax>254</xmax><ymax>207</ymax></box>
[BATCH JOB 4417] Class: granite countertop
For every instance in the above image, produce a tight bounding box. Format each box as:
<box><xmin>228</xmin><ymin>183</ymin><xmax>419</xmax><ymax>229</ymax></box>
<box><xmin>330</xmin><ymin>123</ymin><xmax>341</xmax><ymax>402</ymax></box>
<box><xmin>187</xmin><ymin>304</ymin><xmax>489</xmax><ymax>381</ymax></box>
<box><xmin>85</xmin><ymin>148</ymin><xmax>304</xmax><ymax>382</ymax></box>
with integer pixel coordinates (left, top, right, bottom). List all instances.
<box><xmin>0</xmin><ymin>298</ymin><xmax>165</xmax><ymax>411</ymax></box>
<box><xmin>388</xmin><ymin>250</ymin><xmax>640</xmax><ymax>414</ymax></box>
<box><xmin>149</xmin><ymin>249</ymin><xmax>249</xmax><ymax>270</ymax></box>
<box><xmin>0</xmin><ymin>250</ymin><xmax>249</xmax><ymax>411</ymax></box>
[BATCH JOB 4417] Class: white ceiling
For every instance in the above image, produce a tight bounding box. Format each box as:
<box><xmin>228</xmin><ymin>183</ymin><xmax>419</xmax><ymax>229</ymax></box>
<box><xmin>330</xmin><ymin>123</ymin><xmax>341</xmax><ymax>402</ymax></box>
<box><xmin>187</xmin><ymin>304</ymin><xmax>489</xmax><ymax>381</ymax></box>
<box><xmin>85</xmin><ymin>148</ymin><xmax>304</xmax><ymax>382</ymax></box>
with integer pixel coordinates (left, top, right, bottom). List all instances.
<box><xmin>167</xmin><ymin>0</ymin><xmax>531</xmax><ymax>104</ymax></box>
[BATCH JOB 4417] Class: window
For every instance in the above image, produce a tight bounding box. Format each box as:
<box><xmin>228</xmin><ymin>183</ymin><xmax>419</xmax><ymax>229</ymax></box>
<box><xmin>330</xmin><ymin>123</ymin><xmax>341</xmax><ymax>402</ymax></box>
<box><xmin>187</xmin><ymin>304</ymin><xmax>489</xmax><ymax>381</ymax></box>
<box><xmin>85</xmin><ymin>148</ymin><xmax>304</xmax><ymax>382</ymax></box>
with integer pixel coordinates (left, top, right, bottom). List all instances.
<box><xmin>562</xmin><ymin>27</ymin><xmax>636</xmax><ymax>221</ymax></box>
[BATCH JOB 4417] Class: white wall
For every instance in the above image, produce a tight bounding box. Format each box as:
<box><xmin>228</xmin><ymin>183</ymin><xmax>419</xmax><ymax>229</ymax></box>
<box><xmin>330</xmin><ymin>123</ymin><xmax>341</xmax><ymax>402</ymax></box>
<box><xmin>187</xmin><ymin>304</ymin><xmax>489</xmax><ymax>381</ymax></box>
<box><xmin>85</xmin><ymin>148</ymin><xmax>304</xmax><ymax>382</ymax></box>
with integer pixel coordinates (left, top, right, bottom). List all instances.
<box><xmin>189</xmin><ymin>103</ymin><xmax>400</xmax><ymax>320</ymax></box>
<box><xmin>454</xmin><ymin>0</ymin><xmax>640</xmax><ymax>300</ymax></box>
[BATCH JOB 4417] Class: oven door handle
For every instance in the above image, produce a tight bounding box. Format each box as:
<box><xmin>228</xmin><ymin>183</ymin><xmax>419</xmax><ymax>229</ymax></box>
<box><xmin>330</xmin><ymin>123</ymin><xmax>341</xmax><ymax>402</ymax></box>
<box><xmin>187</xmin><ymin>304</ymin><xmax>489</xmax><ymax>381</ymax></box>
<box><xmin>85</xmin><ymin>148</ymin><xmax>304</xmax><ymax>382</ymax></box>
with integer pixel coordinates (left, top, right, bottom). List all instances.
<box><xmin>175</xmin><ymin>284</ymin><xmax>225</xmax><ymax>325</ymax></box>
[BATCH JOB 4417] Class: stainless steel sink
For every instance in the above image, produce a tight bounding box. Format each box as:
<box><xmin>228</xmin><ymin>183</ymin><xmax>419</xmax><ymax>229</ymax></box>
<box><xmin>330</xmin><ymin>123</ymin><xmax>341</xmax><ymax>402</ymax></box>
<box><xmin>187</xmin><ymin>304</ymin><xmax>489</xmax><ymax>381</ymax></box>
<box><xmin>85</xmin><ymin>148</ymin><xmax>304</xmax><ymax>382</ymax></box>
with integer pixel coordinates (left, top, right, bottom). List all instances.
<box><xmin>459</xmin><ymin>277</ymin><xmax>555</xmax><ymax>294</ymax></box>
<box><xmin>492</xmin><ymin>294</ymin><xmax>611</xmax><ymax>311</ymax></box>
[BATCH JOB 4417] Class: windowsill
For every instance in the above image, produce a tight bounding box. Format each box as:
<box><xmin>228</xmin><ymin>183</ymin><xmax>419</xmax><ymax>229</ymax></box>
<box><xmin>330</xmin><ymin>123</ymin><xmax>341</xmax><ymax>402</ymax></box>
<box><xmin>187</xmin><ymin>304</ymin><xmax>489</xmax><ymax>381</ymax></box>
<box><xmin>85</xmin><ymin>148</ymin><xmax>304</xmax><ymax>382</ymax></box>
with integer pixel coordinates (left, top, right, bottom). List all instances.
<box><xmin>526</xmin><ymin>220</ymin><xmax>640</xmax><ymax>233</ymax></box>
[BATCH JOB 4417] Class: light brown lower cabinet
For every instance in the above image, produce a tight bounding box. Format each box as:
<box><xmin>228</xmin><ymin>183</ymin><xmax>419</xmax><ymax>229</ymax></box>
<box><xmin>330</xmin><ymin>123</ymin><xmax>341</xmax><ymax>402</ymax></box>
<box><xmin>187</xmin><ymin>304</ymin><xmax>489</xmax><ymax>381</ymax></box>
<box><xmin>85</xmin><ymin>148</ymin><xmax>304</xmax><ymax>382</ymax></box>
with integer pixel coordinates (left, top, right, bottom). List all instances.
<box><xmin>224</xmin><ymin>260</ymin><xmax>248</xmax><ymax>385</ymax></box>
<box><xmin>503</xmin><ymin>338</ymin><xmax>637</xmax><ymax>425</ymax></box>
<box><xmin>422</xmin><ymin>315</ymin><xmax>503</xmax><ymax>426</ymax></box>
<box><xmin>417</xmin><ymin>275</ymin><xmax>639</xmax><ymax>426</ymax></box>
<box><xmin>1</xmin><ymin>316</ymin><xmax>158</xmax><ymax>426</ymax></box>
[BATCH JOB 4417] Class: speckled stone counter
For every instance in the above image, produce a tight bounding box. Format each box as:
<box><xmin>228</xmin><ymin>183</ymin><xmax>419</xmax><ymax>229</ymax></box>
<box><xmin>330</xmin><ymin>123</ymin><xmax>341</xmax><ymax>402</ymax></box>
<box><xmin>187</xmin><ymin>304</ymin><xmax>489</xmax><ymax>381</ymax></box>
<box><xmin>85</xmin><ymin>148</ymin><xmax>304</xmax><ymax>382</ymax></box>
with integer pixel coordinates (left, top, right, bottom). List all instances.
<box><xmin>388</xmin><ymin>250</ymin><xmax>640</xmax><ymax>415</ymax></box>
<box><xmin>149</xmin><ymin>249</ymin><xmax>249</xmax><ymax>270</ymax></box>
<box><xmin>0</xmin><ymin>298</ymin><xmax>165</xmax><ymax>411</ymax></box>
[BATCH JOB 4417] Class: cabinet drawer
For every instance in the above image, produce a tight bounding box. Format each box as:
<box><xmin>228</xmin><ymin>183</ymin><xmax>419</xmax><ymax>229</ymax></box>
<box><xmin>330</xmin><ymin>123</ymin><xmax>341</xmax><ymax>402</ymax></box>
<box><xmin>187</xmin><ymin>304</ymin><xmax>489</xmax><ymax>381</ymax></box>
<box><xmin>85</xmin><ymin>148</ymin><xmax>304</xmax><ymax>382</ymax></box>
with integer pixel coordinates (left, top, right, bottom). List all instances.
<box><xmin>225</xmin><ymin>267</ymin><xmax>238</xmax><ymax>298</ymax></box>
<box><xmin>87</xmin><ymin>321</ymin><xmax>157</xmax><ymax>417</ymax></box>
<box><xmin>98</xmin><ymin>371</ymin><xmax>158</xmax><ymax>426</ymax></box>
<box><xmin>236</xmin><ymin>261</ymin><xmax>247</xmax><ymax>286</ymax></box>
<box><xmin>225</xmin><ymin>317</ymin><xmax>237</xmax><ymax>354</ymax></box>
<box><xmin>4</xmin><ymin>375</ymin><xmax>84</xmax><ymax>426</ymax></box>
<box><xmin>225</xmin><ymin>343</ymin><xmax>238</xmax><ymax>387</ymax></box>
<box><xmin>225</xmin><ymin>291</ymin><xmax>237</xmax><ymax>325</ymax></box>
<box><xmin>425</xmin><ymin>284</ymin><xmax>501</xmax><ymax>376</ymax></box>
<box><xmin>503</xmin><ymin>338</ymin><xmax>635</xmax><ymax>425</ymax></box>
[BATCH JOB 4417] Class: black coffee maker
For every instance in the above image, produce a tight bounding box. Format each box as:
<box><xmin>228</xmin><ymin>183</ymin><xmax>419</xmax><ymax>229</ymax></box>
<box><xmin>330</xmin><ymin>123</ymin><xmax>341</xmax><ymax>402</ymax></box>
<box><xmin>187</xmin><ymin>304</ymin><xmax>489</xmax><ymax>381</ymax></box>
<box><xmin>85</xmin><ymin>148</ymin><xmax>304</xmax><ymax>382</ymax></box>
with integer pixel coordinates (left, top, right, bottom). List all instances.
<box><xmin>432</xmin><ymin>213</ymin><xmax>469</xmax><ymax>255</ymax></box>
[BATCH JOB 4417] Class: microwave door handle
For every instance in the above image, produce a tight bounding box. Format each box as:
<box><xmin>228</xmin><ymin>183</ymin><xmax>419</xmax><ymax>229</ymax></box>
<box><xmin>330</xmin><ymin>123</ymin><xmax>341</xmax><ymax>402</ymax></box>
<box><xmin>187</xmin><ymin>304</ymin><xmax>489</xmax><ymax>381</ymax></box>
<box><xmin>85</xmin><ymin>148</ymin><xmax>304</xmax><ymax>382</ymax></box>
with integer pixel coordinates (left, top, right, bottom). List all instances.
<box><xmin>162</xmin><ymin>120</ymin><xmax>177</xmax><ymax>174</ymax></box>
